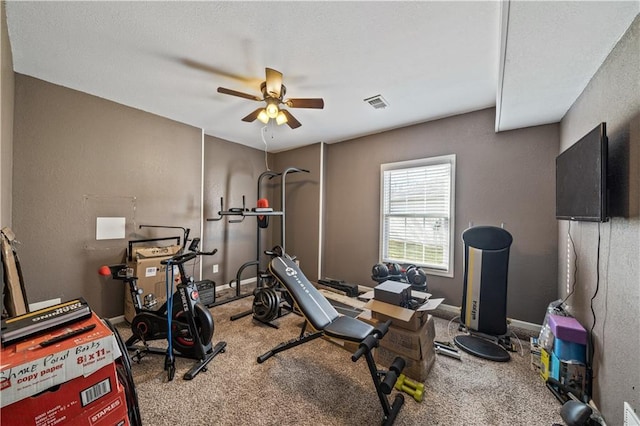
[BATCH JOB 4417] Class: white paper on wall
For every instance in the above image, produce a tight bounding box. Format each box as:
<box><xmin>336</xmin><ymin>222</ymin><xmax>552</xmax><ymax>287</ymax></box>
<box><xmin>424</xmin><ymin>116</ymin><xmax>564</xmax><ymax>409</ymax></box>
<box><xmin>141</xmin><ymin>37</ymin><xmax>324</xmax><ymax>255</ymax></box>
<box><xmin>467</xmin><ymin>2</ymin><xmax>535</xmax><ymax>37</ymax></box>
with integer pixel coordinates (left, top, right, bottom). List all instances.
<box><xmin>96</xmin><ymin>217</ymin><xmax>126</xmax><ymax>240</ymax></box>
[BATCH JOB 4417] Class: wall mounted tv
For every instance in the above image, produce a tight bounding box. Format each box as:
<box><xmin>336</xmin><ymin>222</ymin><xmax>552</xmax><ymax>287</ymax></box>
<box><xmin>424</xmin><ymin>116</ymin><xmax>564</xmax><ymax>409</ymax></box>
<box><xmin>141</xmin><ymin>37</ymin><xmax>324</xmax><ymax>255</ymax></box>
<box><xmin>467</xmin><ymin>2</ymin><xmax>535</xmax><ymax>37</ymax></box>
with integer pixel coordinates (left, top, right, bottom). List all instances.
<box><xmin>556</xmin><ymin>122</ymin><xmax>608</xmax><ymax>222</ymax></box>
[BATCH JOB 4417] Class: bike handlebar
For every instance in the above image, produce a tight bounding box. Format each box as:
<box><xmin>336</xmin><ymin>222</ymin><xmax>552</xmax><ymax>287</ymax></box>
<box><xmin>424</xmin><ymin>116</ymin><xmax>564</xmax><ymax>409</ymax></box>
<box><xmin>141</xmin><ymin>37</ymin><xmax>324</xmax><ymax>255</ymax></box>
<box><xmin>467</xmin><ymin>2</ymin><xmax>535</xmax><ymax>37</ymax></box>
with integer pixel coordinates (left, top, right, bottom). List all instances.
<box><xmin>161</xmin><ymin>248</ymin><xmax>218</xmax><ymax>265</ymax></box>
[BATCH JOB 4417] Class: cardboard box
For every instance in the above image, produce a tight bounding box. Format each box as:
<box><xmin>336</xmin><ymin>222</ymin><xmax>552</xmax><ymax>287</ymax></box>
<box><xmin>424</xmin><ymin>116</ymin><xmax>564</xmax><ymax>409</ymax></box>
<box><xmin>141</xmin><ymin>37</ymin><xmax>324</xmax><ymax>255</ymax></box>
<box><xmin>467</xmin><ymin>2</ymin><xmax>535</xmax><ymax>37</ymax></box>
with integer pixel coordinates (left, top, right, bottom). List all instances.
<box><xmin>375</xmin><ymin>344</ymin><xmax>436</xmax><ymax>382</ymax></box>
<box><xmin>378</xmin><ymin>315</ymin><xmax>435</xmax><ymax>361</ymax></box>
<box><xmin>125</xmin><ymin>244</ymin><xmax>181</xmax><ymax>322</ymax></box>
<box><xmin>364</xmin><ymin>297</ymin><xmax>443</xmax><ymax>331</ymax></box>
<box><xmin>319</xmin><ymin>290</ymin><xmax>437</xmax><ymax>362</ymax></box>
<box><xmin>324</xmin><ymin>336</ymin><xmax>361</xmax><ymax>354</ymax></box>
<box><xmin>356</xmin><ymin>309</ymin><xmax>376</xmax><ymax>325</ymax></box>
<box><xmin>74</xmin><ymin>384</ymin><xmax>129</xmax><ymax>426</ymax></box>
<box><xmin>0</xmin><ymin>313</ymin><xmax>122</xmax><ymax>408</ymax></box>
<box><xmin>1</xmin><ymin>363</ymin><xmax>128</xmax><ymax>426</ymax></box>
<box><xmin>133</xmin><ymin>245</ymin><xmax>180</xmax><ymax>259</ymax></box>
<box><xmin>361</xmin><ymin>310</ymin><xmax>435</xmax><ymax>382</ymax></box>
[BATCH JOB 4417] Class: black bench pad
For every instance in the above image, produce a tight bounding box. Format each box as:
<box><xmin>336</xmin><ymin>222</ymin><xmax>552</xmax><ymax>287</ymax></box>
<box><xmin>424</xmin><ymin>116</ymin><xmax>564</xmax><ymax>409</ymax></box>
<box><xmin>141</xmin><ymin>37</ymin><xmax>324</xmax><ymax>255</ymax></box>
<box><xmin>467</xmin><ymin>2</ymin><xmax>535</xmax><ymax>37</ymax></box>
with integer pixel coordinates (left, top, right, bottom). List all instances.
<box><xmin>324</xmin><ymin>315</ymin><xmax>374</xmax><ymax>342</ymax></box>
<box><xmin>269</xmin><ymin>256</ymin><xmax>374</xmax><ymax>342</ymax></box>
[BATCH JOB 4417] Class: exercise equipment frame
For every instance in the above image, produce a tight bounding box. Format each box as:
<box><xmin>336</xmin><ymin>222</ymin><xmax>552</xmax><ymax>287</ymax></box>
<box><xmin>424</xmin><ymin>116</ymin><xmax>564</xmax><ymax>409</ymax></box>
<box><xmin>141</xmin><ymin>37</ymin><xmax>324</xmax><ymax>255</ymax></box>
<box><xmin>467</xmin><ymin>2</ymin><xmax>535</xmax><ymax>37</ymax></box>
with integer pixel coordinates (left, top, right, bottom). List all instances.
<box><xmin>206</xmin><ymin>167</ymin><xmax>308</xmax><ymax>312</ymax></box>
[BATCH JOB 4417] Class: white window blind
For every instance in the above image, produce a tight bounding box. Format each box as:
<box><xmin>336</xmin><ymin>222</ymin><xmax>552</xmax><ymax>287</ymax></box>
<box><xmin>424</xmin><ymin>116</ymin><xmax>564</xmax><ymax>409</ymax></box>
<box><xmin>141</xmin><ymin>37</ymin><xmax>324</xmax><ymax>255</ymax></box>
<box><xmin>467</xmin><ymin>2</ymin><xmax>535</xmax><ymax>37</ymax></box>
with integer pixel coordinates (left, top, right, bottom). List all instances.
<box><xmin>380</xmin><ymin>155</ymin><xmax>455</xmax><ymax>276</ymax></box>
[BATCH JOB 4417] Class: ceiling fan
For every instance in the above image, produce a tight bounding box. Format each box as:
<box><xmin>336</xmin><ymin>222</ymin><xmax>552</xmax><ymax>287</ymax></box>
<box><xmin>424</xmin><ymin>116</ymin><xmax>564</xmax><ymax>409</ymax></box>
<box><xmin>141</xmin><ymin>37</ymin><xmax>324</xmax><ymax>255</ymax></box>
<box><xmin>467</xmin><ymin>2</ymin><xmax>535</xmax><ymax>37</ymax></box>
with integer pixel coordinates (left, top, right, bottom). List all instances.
<box><xmin>217</xmin><ymin>68</ymin><xmax>324</xmax><ymax>129</ymax></box>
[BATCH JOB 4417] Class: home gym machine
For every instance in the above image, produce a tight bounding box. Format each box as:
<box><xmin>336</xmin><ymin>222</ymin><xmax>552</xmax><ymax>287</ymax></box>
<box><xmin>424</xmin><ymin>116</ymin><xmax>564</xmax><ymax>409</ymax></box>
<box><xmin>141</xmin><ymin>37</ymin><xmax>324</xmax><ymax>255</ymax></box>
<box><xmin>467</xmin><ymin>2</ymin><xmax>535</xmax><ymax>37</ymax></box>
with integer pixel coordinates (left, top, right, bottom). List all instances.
<box><xmin>99</xmin><ymin>227</ymin><xmax>226</xmax><ymax>381</ymax></box>
<box><xmin>206</xmin><ymin>167</ymin><xmax>308</xmax><ymax>326</ymax></box>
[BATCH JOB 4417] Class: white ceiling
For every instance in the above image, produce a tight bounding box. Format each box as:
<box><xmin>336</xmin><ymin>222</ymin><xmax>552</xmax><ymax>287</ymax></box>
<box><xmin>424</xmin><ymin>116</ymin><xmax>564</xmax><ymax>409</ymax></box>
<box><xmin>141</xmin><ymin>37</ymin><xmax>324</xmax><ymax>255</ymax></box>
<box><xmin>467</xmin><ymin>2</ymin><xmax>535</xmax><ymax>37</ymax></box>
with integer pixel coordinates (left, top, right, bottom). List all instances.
<box><xmin>6</xmin><ymin>1</ymin><xmax>639</xmax><ymax>152</ymax></box>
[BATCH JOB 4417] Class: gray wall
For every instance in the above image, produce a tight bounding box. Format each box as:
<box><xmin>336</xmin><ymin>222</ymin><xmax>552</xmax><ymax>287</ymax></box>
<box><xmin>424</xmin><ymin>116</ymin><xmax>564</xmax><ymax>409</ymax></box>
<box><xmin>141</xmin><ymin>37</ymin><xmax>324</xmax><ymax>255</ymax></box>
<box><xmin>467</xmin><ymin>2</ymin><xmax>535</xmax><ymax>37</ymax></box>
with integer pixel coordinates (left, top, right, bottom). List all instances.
<box><xmin>1</xmin><ymin>2</ymin><xmax>14</xmax><ymax>228</ymax></box>
<box><xmin>11</xmin><ymin>75</ymin><xmax>266</xmax><ymax>318</ymax></box>
<box><xmin>322</xmin><ymin>108</ymin><xmax>560</xmax><ymax>324</ymax></box>
<box><xmin>558</xmin><ymin>16</ymin><xmax>639</xmax><ymax>425</ymax></box>
<box><xmin>202</xmin><ymin>134</ymin><xmax>270</xmax><ymax>286</ymax></box>
<box><xmin>12</xmin><ymin>75</ymin><xmax>202</xmax><ymax>317</ymax></box>
<box><xmin>270</xmin><ymin>143</ymin><xmax>323</xmax><ymax>280</ymax></box>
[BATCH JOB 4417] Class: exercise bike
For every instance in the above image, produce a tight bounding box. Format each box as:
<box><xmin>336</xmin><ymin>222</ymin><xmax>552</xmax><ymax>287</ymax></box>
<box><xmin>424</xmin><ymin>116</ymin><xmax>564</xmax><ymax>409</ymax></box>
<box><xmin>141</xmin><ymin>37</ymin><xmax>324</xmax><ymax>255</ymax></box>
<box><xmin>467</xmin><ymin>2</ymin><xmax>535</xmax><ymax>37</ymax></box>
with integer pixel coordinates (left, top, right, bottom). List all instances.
<box><xmin>100</xmin><ymin>238</ymin><xmax>226</xmax><ymax>381</ymax></box>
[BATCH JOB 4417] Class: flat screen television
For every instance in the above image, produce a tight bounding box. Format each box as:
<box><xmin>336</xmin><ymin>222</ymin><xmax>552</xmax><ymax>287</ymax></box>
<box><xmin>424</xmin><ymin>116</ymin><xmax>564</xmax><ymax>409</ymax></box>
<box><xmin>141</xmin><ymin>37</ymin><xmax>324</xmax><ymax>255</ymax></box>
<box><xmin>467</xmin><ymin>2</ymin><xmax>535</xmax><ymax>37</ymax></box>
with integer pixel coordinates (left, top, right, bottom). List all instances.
<box><xmin>556</xmin><ymin>123</ymin><xmax>608</xmax><ymax>222</ymax></box>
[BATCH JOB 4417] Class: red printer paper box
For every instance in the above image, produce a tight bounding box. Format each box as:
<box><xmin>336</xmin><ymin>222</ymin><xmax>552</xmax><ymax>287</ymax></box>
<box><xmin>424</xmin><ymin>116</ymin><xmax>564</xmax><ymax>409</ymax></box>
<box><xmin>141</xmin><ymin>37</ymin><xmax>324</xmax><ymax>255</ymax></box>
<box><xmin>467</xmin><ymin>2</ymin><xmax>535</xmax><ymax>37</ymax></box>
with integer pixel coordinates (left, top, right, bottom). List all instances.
<box><xmin>1</xmin><ymin>362</ymin><xmax>129</xmax><ymax>426</ymax></box>
<box><xmin>0</xmin><ymin>312</ymin><xmax>122</xmax><ymax>408</ymax></box>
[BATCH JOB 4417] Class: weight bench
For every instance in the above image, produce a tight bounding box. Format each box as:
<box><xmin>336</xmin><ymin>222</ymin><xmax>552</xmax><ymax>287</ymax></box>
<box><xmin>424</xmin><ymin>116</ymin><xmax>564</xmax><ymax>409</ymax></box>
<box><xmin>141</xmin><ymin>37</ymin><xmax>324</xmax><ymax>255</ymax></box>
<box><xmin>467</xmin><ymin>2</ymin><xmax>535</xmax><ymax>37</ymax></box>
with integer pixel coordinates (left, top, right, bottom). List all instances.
<box><xmin>257</xmin><ymin>252</ymin><xmax>406</xmax><ymax>425</ymax></box>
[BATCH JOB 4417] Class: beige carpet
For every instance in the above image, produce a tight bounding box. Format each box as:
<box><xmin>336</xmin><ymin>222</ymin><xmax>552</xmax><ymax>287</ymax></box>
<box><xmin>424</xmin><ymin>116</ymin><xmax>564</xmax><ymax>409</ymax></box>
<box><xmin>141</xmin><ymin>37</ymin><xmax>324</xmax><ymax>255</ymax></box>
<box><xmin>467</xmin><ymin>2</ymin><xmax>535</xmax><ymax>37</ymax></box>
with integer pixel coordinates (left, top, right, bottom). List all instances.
<box><xmin>115</xmin><ymin>295</ymin><xmax>565</xmax><ymax>425</ymax></box>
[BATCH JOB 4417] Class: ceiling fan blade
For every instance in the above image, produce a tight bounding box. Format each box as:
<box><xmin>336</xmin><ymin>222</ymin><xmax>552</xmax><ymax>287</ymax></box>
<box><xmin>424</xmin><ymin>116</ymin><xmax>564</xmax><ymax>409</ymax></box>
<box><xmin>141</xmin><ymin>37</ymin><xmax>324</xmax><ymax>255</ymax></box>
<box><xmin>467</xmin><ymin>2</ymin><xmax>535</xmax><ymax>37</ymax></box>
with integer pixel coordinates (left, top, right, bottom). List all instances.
<box><xmin>281</xmin><ymin>110</ymin><xmax>301</xmax><ymax>129</ymax></box>
<box><xmin>265</xmin><ymin>68</ymin><xmax>283</xmax><ymax>98</ymax></box>
<box><xmin>181</xmin><ymin>59</ymin><xmax>261</xmax><ymax>85</ymax></box>
<box><xmin>242</xmin><ymin>108</ymin><xmax>264</xmax><ymax>122</ymax></box>
<box><xmin>285</xmin><ymin>98</ymin><xmax>325</xmax><ymax>109</ymax></box>
<box><xmin>217</xmin><ymin>87</ymin><xmax>262</xmax><ymax>102</ymax></box>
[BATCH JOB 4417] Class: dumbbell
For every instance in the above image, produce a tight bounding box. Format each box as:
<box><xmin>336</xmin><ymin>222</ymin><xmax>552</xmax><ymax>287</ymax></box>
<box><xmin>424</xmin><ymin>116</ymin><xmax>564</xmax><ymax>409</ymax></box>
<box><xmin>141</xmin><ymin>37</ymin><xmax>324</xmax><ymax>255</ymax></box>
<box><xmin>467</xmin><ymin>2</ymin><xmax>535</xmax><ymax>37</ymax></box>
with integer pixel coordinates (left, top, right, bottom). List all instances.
<box><xmin>405</xmin><ymin>265</ymin><xmax>428</xmax><ymax>291</ymax></box>
<box><xmin>386</xmin><ymin>262</ymin><xmax>403</xmax><ymax>280</ymax></box>
<box><xmin>394</xmin><ymin>373</ymin><xmax>425</xmax><ymax>402</ymax></box>
<box><xmin>371</xmin><ymin>263</ymin><xmax>390</xmax><ymax>283</ymax></box>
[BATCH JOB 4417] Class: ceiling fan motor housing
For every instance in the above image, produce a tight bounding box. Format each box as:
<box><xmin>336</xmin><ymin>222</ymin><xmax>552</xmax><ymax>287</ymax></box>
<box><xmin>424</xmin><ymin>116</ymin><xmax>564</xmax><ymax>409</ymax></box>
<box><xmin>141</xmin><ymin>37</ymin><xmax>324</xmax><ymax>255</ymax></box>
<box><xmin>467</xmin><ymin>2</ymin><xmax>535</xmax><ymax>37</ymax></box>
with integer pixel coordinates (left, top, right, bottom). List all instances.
<box><xmin>261</xmin><ymin>81</ymin><xmax>286</xmax><ymax>100</ymax></box>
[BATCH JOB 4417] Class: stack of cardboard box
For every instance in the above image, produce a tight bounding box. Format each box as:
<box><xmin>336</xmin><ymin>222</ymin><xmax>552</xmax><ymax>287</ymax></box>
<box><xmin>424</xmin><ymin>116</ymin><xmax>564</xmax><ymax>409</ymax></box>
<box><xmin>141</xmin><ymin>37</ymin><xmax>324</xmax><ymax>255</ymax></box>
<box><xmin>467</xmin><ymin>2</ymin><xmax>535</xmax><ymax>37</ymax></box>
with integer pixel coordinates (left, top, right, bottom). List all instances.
<box><xmin>315</xmin><ymin>282</ymin><xmax>442</xmax><ymax>382</ymax></box>
<box><xmin>362</xmin><ymin>281</ymin><xmax>441</xmax><ymax>382</ymax></box>
<box><xmin>1</xmin><ymin>312</ymin><xmax>129</xmax><ymax>425</ymax></box>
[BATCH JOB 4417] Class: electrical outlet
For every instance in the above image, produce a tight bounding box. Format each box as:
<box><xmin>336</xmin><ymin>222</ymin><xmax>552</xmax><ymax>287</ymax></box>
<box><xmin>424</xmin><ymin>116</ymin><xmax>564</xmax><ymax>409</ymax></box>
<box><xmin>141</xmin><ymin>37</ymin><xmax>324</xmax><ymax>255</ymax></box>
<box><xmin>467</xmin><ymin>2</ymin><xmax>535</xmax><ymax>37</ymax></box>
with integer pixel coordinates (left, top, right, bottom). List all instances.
<box><xmin>213</xmin><ymin>264</ymin><xmax>219</xmax><ymax>274</ymax></box>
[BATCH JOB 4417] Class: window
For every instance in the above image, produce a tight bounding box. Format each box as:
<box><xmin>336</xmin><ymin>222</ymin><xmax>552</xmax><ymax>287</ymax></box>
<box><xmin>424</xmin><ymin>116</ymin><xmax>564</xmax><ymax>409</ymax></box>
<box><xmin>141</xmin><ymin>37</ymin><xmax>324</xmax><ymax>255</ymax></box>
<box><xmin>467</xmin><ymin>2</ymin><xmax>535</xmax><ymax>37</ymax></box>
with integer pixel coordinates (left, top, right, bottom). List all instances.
<box><xmin>380</xmin><ymin>154</ymin><xmax>455</xmax><ymax>277</ymax></box>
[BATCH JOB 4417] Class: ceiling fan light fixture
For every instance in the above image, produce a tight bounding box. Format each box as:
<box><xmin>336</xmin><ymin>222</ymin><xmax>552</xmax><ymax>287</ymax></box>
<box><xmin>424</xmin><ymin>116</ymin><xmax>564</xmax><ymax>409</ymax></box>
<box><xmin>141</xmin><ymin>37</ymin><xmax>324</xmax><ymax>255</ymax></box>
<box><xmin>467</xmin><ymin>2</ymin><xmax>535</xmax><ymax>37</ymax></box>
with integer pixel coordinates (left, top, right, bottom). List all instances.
<box><xmin>257</xmin><ymin>109</ymin><xmax>270</xmax><ymax>124</ymax></box>
<box><xmin>266</xmin><ymin>101</ymin><xmax>279</xmax><ymax>119</ymax></box>
<box><xmin>276</xmin><ymin>111</ymin><xmax>288</xmax><ymax>126</ymax></box>
<box><xmin>218</xmin><ymin>67</ymin><xmax>324</xmax><ymax>129</ymax></box>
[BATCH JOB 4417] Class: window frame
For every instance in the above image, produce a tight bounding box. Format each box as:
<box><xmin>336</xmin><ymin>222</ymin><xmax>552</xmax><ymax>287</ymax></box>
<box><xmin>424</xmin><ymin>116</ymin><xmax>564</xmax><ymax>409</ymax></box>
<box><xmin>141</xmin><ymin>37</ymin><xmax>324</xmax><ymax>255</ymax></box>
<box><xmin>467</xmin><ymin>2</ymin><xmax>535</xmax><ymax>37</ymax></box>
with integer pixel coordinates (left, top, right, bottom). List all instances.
<box><xmin>379</xmin><ymin>154</ymin><xmax>456</xmax><ymax>278</ymax></box>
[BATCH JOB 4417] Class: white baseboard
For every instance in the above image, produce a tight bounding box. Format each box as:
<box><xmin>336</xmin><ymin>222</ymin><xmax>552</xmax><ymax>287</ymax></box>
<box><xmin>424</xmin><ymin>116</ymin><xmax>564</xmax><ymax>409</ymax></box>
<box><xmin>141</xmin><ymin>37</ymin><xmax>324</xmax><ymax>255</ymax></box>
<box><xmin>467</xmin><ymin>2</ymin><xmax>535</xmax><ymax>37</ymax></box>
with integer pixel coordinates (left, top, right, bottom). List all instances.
<box><xmin>29</xmin><ymin>298</ymin><xmax>61</xmax><ymax>311</ymax></box>
<box><xmin>108</xmin><ymin>314</ymin><xmax>126</xmax><ymax>325</ymax></box>
<box><xmin>438</xmin><ymin>303</ymin><xmax>541</xmax><ymax>334</ymax></box>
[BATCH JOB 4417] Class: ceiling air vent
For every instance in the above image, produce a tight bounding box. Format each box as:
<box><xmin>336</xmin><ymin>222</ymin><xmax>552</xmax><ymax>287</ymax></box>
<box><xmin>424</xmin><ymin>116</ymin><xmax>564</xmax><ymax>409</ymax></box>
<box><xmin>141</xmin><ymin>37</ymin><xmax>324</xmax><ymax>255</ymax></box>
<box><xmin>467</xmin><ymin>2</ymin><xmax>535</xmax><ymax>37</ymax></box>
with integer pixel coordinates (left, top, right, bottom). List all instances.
<box><xmin>364</xmin><ymin>94</ymin><xmax>389</xmax><ymax>109</ymax></box>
